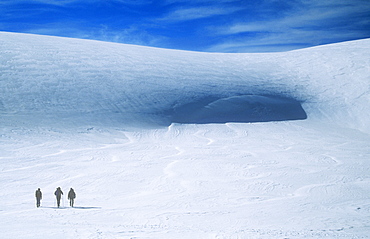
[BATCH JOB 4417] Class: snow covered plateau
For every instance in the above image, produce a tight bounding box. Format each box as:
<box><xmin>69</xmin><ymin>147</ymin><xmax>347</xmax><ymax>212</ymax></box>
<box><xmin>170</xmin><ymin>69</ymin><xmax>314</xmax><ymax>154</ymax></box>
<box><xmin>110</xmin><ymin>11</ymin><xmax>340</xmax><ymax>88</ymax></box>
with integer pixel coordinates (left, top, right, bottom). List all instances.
<box><xmin>0</xmin><ymin>32</ymin><xmax>370</xmax><ymax>238</ymax></box>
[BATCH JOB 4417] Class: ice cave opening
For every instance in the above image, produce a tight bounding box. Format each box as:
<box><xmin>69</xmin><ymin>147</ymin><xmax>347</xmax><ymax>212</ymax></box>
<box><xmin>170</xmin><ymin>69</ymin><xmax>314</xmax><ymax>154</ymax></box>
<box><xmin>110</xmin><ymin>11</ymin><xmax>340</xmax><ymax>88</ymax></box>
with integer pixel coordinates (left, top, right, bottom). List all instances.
<box><xmin>170</xmin><ymin>95</ymin><xmax>307</xmax><ymax>124</ymax></box>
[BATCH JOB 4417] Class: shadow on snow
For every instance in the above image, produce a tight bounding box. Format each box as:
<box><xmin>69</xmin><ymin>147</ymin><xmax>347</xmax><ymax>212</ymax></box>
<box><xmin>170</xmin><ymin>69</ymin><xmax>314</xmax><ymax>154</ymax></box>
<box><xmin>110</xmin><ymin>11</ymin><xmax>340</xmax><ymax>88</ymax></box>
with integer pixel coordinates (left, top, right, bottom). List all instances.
<box><xmin>167</xmin><ymin>94</ymin><xmax>307</xmax><ymax>124</ymax></box>
<box><xmin>43</xmin><ymin>206</ymin><xmax>101</xmax><ymax>210</ymax></box>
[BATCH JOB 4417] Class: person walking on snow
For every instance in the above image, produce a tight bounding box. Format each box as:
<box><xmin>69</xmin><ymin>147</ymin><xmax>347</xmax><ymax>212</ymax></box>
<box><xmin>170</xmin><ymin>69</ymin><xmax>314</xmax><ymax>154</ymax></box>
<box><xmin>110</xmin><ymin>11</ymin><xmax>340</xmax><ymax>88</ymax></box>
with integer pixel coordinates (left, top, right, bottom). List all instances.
<box><xmin>35</xmin><ymin>188</ymin><xmax>42</xmax><ymax>208</ymax></box>
<box><xmin>68</xmin><ymin>188</ymin><xmax>76</xmax><ymax>207</ymax></box>
<box><xmin>54</xmin><ymin>187</ymin><xmax>63</xmax><ymax>208</ymax></box>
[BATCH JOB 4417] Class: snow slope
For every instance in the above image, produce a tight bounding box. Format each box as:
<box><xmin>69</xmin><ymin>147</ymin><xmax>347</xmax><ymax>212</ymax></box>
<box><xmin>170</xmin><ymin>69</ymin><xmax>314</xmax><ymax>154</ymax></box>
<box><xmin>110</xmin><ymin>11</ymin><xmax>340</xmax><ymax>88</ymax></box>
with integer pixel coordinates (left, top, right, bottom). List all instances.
<box><xmin>0</xmin><ymin>32</ymin><xmax>370</xmax><ymax>238</ymax></box>
<box><xmin>0</xmin><ymin>32</ymin><xmax>369</xmax><ymax>131</ymax></box>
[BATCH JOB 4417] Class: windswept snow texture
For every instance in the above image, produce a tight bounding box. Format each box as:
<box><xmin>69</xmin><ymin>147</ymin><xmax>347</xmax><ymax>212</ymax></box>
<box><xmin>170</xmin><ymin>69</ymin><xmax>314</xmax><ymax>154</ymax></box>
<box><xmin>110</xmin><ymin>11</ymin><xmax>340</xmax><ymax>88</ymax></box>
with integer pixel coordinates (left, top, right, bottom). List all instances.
<box><xmin>1</xmin><ymin>32</ymin><xmax>370</xmax><ymax>239</ymax></box>
<box><xmin>0</xmin><ymin>32</ymin><xmax>369</xmax><ymax>131</ymax></box>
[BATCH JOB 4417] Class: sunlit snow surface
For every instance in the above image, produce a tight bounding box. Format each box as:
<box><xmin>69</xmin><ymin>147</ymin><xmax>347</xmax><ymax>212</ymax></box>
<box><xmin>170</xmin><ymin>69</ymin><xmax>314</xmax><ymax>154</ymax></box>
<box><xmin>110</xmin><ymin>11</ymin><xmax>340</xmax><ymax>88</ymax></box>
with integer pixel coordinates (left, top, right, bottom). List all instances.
<box><xmin>0</xmin><ymin>32</ymin><xmax>370</xmax><ymax>238</ymax></box>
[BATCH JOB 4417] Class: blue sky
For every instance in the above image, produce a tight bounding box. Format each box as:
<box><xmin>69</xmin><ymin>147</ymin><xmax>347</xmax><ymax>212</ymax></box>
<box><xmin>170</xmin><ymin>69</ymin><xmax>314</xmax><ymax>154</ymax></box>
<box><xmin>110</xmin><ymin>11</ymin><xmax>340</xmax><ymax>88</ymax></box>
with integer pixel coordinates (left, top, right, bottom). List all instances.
<box><xmin>1</xmin><ymin>0</ymin><xmax>370</xmax><ymax>52</ymax></box>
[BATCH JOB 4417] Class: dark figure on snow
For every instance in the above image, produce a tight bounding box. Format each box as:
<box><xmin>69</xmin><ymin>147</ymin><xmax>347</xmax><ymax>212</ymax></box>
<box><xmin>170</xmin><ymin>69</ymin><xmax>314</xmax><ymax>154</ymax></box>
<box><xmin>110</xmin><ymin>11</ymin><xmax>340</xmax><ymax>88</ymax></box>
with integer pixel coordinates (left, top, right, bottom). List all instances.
<box><xmin>54</xmin><ymin>187</ymin><xmax>63</xmax><ymax>208</ymax></box>
<box><xmin>35</xmin><ymin>188</ymin><xmax>42</xmax><ymax>208</ymax></box>
<box><xmin>68</xmin><ymin>188</ymin><xmax>76</xmax><ymax>207</ymax></box>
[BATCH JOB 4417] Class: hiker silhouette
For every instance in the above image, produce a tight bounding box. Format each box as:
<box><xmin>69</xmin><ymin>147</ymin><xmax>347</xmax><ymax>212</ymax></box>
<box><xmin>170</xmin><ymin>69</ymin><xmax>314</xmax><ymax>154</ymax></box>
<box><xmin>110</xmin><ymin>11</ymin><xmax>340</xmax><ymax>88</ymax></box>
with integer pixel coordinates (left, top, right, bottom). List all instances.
<box><xmin>54</xmin><ymin>187</ymin><xmax>63</xmax><ymax>208</ymax></box>
<box><xmin>68</xmin><ymin>188</ymin><xmax>76</xmax><ymax>207</ymax></box>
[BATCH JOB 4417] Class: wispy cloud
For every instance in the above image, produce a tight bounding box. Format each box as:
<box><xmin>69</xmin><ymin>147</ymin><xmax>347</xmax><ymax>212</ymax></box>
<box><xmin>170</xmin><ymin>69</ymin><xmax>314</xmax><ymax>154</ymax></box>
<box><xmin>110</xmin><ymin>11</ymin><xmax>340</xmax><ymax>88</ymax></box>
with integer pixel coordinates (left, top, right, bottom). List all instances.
<box><xmin>92</xmin><ymin>25</ymin><xmax>168</xmax><ymax>46</ymax></box>
<box><xmin>160</xmin><ymin>5</ymin><xmax>241</xmax><ymax>22</ymax></box>
<box><xmin>216</xmin><ymin>1</ymin><xmax>370</xmax><ymax>35</ymax></box>
<box><xmin>207</xmin><ymin>0</ymin><xmax>370</xmax><ymax>52</ymax></box>
<box><xmin>23</xmin><ymin>22</ymin><xmax>167</xmax><ymax>47</ymax></box>
<box><xmin>0</xmin><ymin>0</ymin><xmax>369</xmax><ymax>52</ymax></box>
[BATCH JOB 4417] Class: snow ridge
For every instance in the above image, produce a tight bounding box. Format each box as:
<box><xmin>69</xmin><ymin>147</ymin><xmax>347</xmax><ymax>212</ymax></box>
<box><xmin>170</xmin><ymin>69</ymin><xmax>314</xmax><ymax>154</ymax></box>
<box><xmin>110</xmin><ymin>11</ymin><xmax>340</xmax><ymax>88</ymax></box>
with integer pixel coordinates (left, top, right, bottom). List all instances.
<box><xmin>0</xmin><ymin>32</ymin><xmax>369</xmax><ymax>132</ymax></box>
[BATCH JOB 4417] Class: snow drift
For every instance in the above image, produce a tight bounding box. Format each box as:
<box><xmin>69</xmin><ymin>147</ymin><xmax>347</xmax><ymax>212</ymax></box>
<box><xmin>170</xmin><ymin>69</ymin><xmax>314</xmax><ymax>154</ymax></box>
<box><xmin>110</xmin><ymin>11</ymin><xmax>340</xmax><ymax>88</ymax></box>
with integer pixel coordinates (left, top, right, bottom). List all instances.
<box><xmin>0</xmin><ymin>32</ymin><xmax>369</xmax><ymax>132</ymax></box>
<box><xmin>1</xmin><ymin>32</ymin><xmax>370</xmax><ymax>239</ymax></box>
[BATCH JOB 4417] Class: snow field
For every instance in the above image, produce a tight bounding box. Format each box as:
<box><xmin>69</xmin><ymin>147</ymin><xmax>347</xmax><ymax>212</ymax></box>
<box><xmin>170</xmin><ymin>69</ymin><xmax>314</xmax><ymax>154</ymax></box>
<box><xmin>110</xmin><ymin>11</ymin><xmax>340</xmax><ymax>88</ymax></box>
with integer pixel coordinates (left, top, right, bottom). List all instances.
<box><xmin>1</xmin><ymin>120</ymin><xmax>369</xmax><ymax>238</ymax></box>
<box><xmin>0</xmin><ymin>32</ymin><xmax>370</xmax><ymax>238</ymax></box>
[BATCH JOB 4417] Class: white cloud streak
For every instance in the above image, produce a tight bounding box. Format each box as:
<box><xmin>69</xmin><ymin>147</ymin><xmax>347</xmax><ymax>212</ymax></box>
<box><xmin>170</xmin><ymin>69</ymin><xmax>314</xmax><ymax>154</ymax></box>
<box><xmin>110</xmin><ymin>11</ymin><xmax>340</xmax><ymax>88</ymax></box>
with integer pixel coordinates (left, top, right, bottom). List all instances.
<box><xmin>1</xmin><ymin>0</ymin><xmax>368</xmax><ymax>53</ymax></box>
<box><xmin>207</xmin><ymin>0</ymin><xmax>370</xmax><ymax>52</ymax></box>
<box><xmin>217</xmin><ymin>1</ymin><xmax>370</xmax><ymax>35</ymax></box>
<box><xmin>160</xmin><ymin>5</ymin><xmax>242</xmax><ymax>22</ymax></box>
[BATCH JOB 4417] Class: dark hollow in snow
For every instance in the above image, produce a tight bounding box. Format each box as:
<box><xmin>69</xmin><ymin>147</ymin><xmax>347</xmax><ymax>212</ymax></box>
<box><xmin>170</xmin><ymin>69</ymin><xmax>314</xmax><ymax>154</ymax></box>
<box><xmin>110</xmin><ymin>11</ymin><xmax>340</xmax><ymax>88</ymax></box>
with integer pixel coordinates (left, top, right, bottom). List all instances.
<box><xmin>170</xmin><ymin>95</ymin><xmax>307</xmax><ymax>124</ymax></box>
